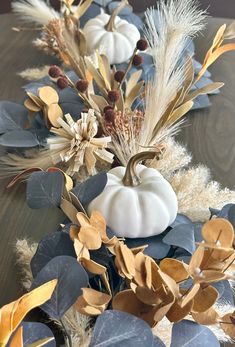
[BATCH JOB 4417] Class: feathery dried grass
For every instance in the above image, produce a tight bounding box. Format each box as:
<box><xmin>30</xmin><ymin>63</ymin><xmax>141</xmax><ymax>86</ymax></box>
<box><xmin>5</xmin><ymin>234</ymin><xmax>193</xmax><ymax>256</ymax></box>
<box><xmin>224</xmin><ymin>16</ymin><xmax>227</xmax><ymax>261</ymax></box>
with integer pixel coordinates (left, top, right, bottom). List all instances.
<box><xmin>12</xmin><ymin>0</ymin><xmax>60</xmax><ymax>26</ymax></box>
<box><xmin>18</xmin><ymin>66</ymin><xmax>51</xmax><ymax>81</ymax></box>
<box><xmin>141</xmin><ymin>0</ymin><xmax>207</xmax><ymax>147</ymax></box>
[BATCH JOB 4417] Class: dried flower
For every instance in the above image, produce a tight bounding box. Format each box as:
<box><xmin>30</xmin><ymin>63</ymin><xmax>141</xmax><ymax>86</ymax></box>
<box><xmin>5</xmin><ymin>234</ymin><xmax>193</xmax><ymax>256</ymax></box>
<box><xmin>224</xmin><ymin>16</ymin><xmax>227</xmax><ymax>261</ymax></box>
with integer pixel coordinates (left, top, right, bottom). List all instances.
<box><xmin>108</xmin><ymin>90</ymin><xmax>120</xmax><ymax>103</ymax></box>
<box><xmin>76</xmin><ymin>79</ymin><xmax>89</xmax><ymax>93</ymax></box>
<box><xmin>47</xmin><ymin>110</ymin><xmax>114</xmax><ymax>175</ymax></box>
<box><xmin>132</xmin><ymin>54</ymin><xmax>143</xmax><ymax>67</ymax></box>
<box><xmin>48</xmin><ymin>65</ymin><xmax>62</xmax><ymax>78</ymax></box>
<box><xmin>136</xmin><ymin>38</ymin><xmax>148</xmax><ymax>51</ymax></box>
<box><xmin>57</xmin><ymin>77</ymin><xmax>69</xmax><ymax>89</ymax></box>
<box><xmin>114</xmin><ymin>70</ymin><xmax>125</xmax><ymax>83</ymax></box>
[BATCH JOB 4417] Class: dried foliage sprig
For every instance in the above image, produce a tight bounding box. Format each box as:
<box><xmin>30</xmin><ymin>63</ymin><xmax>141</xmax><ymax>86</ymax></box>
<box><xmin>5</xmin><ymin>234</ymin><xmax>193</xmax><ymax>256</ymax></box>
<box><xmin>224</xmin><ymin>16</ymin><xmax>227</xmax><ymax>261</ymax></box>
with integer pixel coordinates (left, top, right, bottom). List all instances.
<box><xmin>57</xmin><ymin>185</ymin><xmax>235</xmax><ymax>339</ymax></box>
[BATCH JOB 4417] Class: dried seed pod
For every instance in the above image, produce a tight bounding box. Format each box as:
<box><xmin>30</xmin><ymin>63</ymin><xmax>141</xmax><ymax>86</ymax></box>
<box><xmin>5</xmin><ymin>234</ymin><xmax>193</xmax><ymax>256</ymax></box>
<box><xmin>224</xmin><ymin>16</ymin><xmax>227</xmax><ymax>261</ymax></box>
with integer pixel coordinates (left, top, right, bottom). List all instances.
<box><xmin>48</xmin><ymin>65</ymin><xmax>62</xmax><ymax>78</ymax></box>
<box><xmin>76</xmin><ymin>79</ymin><xmax>89</xmax><ymax>93</ymax></box>
<box><xmin>108</xmin><ymin>90</ymin><xmax>120</xmax><ymax>103</ymax></box>
<box><xmin>104</xmin><ymin>109</ymin><xmax>116</xmax><ymax>124</ymax></box>
<box><xmin>114</xmin><ymin>70</ymin><xmax>125</xmax><ymax>83</ymax></box>
<box><xmin>132</xmin><ymin>54</ymin><xmax>144</xmax><ymax>67</ymax></box>
<box><xmin>136</xmin><ymin>38</ymin><xmax>148</xmax><ymax>51</ymax></box>
<box><xmin>57</xmin><ymin>77</ymin><xmax>69</xmax><ymax>89</ymax></box>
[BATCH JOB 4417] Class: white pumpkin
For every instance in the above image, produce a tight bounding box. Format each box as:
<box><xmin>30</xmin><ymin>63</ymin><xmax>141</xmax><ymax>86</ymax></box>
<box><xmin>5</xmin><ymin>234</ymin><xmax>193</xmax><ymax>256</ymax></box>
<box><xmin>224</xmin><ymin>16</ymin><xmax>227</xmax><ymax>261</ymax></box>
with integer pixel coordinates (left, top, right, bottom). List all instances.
<box><xmin>88</xmin><ymin>152</ymin><xmax>178</xmax><ymax>238</ymax></box>
<box><xmin>83</xmin><ymin>2</ymin><xmax>140</xmax><ymax>65</ymax></box>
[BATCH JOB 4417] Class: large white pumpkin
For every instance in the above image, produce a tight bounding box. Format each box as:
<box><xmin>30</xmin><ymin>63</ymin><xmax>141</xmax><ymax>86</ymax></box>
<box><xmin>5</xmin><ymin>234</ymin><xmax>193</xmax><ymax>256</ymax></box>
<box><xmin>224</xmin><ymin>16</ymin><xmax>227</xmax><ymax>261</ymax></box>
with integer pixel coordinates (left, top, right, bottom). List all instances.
<box><xmin>83</xmin><ymin>10</ymin><xmax>140</xmax><ymax>65</ymax></box>
<box><xmin>88</xmin><ymin>152</ymin><xmax>178</xmax><ymax>238</ymax></box>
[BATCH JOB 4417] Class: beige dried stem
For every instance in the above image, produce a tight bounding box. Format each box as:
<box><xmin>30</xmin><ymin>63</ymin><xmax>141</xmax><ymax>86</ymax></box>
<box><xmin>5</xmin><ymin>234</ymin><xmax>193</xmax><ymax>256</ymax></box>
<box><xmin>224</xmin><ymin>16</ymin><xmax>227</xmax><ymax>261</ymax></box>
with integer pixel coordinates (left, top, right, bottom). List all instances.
<box><xmin>140</xmin><ymin>0</ymin><xmax>207</xmax><ymax>148</ymax></box>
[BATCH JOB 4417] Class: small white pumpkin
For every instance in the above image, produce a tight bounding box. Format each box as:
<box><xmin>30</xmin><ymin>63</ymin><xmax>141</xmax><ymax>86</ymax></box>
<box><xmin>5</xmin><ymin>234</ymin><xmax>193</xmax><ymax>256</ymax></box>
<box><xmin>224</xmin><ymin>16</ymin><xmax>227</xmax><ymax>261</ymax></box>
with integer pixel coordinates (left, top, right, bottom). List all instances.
<box><xmin>83</xmin><ymin>0</ymin><xmax>140</xmax><ymax>65</ymax></box>
<box><xmin>88</xmin><ymin>152</ymin><xmax>178</xmax><ymax>238</ymax></box>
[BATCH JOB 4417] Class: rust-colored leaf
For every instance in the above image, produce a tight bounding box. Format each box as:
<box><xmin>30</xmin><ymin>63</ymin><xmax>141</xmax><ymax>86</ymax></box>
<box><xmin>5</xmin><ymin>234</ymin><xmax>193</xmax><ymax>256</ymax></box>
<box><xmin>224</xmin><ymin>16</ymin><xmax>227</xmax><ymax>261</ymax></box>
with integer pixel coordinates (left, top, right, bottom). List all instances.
<box><xmin>167</xmin><ymin>299</ymin><xmax>193</xmax><ymax>323</ymax></box>
<box><xmin>192</xmin><ymin>307</ymin><xmax>219</xmax><ymax>325</ymax></box>
<box><xmin>220</xmin><ymin>313</ymin><xmax>235</xmax><ymax>339</ymax></box>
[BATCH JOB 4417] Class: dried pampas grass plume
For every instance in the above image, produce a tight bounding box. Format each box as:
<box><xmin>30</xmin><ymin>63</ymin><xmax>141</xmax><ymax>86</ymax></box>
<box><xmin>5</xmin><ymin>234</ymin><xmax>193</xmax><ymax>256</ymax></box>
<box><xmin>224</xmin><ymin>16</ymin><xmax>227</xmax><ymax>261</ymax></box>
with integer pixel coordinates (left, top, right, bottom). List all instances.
<box><xmin>18</xmin><ymin>66</ymin><xmax>51</xmax><ymax>81</ymax></box>
<box><xmin>141</xmin><ymin>0</ymin><xmax>207</xmax><ymax>147</ymax></box>
<box><xmin>12</xmin><ymin>0</ymin><xmax>60</xmax><ymax>26</ymax></box>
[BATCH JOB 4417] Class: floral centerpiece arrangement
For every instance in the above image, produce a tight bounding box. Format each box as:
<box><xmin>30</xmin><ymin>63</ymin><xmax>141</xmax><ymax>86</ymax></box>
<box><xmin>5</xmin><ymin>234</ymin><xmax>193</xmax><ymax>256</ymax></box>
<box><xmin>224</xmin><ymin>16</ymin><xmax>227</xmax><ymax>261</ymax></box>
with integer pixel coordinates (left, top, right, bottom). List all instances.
<box><xmin>1</xmin><ymin>0</ymin><xmax>235</xmax><ymax>346</ymax></box>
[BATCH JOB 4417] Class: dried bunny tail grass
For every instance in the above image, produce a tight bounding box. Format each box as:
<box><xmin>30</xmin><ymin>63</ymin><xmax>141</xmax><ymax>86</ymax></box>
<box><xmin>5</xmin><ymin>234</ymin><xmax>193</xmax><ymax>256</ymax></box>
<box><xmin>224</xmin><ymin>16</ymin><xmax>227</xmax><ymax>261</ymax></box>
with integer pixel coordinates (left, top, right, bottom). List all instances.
<box><xmin>15</xmin><ymin>239</ymin><xmax>37</xmax><ymax>291</ymax></box>
<box><xmin>170</xmin><ymin>165</ymin><xmax>235</xmax><ymax>221</ymax></box>
<box><xmin>18</xmin><ymin>66</ymin><xmax>51</xmax><ymax>81</ymax></box>
<box><xmin>149</xmin><ymin>136</ymin><xmax>192</xmax><ymax>180</ymax></box>
<box><xmin>12</xmin><ymin>0</ymin><xmax>60</xmax><ymax>26</ymax></box>
<box><xmin>0</xmin><ymin>148</ymin><xmax>60</xmax><ymax>178</ymax></box>
<box><xmin>61</xmin><ymin>308</ymin><xmax>92</xmax><ymax>347</ymax></box>
<box><xmin>141</xmin><ymin>0</ymin><xmax>206</xmax><ymax>147</ymax></box>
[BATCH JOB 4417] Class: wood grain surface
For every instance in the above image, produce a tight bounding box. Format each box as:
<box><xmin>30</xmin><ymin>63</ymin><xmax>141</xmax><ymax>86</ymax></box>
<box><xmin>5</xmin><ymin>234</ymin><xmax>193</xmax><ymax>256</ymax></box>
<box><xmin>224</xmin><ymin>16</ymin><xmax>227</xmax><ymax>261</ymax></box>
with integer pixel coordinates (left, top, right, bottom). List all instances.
<box><xmin>0</xmin><ymin>9</ymin><xmax>234</xmax><ymax>324</ymax></box>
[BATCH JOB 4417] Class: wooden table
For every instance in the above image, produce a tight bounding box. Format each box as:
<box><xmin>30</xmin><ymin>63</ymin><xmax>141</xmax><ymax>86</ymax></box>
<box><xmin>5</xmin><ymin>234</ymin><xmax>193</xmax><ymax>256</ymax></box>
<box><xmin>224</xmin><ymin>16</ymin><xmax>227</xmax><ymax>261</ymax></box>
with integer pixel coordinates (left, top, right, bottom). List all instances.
<box><xmin>0</xmin><ymin>12</ymin><xmax>235</xmax><ymax>311</ymax></box>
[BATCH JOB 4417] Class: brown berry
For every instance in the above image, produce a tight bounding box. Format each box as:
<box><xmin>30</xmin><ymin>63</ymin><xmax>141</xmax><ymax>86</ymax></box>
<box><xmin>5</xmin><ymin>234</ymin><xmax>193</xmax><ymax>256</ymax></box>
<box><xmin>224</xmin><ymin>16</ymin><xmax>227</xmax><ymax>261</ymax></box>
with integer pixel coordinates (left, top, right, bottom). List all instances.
<box><xmin>57</xmin><ymin>77</ymin><xmax>69</xmax><ymax>89</ymax></box>
<box><xmin>108</xmin><ymin>90</ymin><xmax>120</xmax><ymax>103</ymax></box>
<box><xmin>114</xmin><ymin>70</ymin><xmax>125</xmax><ymax>83</ymax></box>
<box><xmin>132</xmin><ymin>54</ymin><xmax>143</xmax><ymax>67</ymax></box>
<box><xmin>48</xmin><ymin>65</ymin><xmax>62</xmax><ymax>78</ymax></box>
<box><xmin>76</xmin><ymin>79</ymin><xmax>89</xmax><ymax>93</ymax></box>
<box><xmin>104</xmin><ymin>109</ymin><xmax>116</xmax><ymax>123</ymax></box>
<box><xmin>136</xmin><ymin>38</ymin><xmax>148</xmax><ymax>51</ymax></box>
<box><xmin>103</xmin><ymin>105</ymin><xmax>114</xmax><ymax>113</ymax></box>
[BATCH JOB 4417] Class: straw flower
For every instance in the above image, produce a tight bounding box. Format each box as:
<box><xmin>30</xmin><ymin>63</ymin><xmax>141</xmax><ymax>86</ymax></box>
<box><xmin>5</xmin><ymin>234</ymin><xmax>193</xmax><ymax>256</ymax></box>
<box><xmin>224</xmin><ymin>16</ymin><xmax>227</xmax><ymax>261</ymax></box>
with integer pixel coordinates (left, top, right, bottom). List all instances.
<box><xmin>47</xmin><ymin>110</ymin><xmax>114</xmax><ymax>175</ymax></box>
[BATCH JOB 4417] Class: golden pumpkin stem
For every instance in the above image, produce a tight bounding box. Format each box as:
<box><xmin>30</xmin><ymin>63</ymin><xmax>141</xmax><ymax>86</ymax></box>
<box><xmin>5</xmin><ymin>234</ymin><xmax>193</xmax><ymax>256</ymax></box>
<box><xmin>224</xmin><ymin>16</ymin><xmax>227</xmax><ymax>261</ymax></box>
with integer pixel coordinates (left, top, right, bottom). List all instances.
<box><xmin>122</xmin><ymin>151</ymin><xmax>159</xmax><ymax>187</ymax></box>
<box><xmin>105</xmin><ymin>0</ymin><xmax>130</xmax><ymax>32</ymax></box>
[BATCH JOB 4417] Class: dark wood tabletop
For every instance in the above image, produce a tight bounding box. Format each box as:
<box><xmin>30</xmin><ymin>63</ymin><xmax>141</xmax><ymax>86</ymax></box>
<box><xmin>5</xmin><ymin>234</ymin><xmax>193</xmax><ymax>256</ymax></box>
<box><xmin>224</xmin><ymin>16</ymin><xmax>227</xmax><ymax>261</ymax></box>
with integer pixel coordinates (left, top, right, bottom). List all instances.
<box><xmin>0</xmin><ymin>11</ymin><xmax>235</xmax><ymax>311</ymax></box>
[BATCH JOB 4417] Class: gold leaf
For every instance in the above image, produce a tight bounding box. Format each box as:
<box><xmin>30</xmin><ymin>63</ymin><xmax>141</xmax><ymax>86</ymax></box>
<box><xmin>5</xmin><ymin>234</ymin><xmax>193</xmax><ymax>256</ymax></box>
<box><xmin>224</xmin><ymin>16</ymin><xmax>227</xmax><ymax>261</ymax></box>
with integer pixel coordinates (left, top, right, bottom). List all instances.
<box><xmin>192</xmin><ymin>307</ymin><xmax>219</xmax><ymax>325</ymax></box>
<box><xmin>75</xmin><ymin>296</ymin><xmax>102</xmax><ymax>316</ymax></box>
<box><xmin>192</xmin><ymin>286</ymin><xmax>219</xmax><ymax>313</ymax></box>
<box><xmin>27</xmin><ymin>338</ymin><xmax>55</xmax><ymax>347</ymax></box>
<box><xmin>90</xmin><ymin>211</ymin><xmax>107</xmax><ymax>240</ymax></box>
<box><xmin>153</xmin><ymin>292</ymin><xmax>175</xmax><ymax>322</ymax></box>
<box><xmin>90</xmin><ymin>94</ymin><xmax>109</xmax><ymax>112</ymax></box>
<box><xmin>167</xmin><ymin>299</ymin><xmax>193</xmax><ymax>323</ymax></box>
<box><xmin>97</xmin><ymin>53</ymin><xmax>111</xmax><ymax>90</ymax></box>
<box><xmin>38</xmin><ymin>86</ymin><xmax>59</xmax><ymax>106</ymax></box>
<box><xmin>196</xmin><ymin>270</ymin><xmax>226</xmax><ymax>284</ymax></box>
<box><xmin>135</xmin><ymin>286</ymin><xmax>161</xmax><ymax>306</ymax></box>
<box><xmin>202</xmin><ymin>218</ymin><xmax>234</xmax><ymax>248</ymax></box>
<box><xmin>0</xmin><ymin>280</ymin><xmax>57</xmax><ymax>345</ymax></box>
<box><xmin>74</xmin><ymin>0</ymin><xmax>93</xmax><ymax>19</ymax></box>
<box><xmin>184</xmin><ymin>82</ymin><xmax>224</xmax><ymax>103</ymax></box>
<box><xmin>85</xmin><ymin>57</ymin><xmax>107</xmax><ymax>95</ymax></box>
<box><xmin>112</xmin><ymin>289</ymin><xmax>156</xmax><ymax>327</ymax></box>
<box><xmin>82</xmin><ymin>288</ymin><xmax>111</xmax><ymax>307</ymax></box>
<box><xmin>188</xmin><ymin>246</ymin><xmax>205</xmax><ymax>276</ymax></box>
<box><xmin>167</xmin><ymin>100</ymin><xmax>194</xmax><ymax>126</ymax></box>
<box><xmin>24</xmin><ymin>99</ymin><xmax>41</xmax><ymax>112</ymax></box>
<box><xmin>134</xmin><ymin>252</ymin><xmax>146</xmax><ymax>287</ymax></box>
<box><xmin>9</xmin><ymin>327</ymin><xmax>23</xmax><ymax>347</ymax></box>
<box><xmin>160</xmin><ymin>258</ymin><xmax>189</xmax><ymax>283</ymax></box>
<box><xmin>76</xmin><ymin>212</ymin><xmax>90</xmax><ymax>226</ymax></box>
<box><xmin>145</xmin><ymin>256</ymin><xmax>152</xmax><ymax>289</ymax></box>
<box><xmin>180</xmin><ymin>283</ymin><xmax>200</xmax><ymax>308</ymax></box>
<box><xmin>78</xmin><ymin>225</ymin><xmax>102</xmax><ymax>250</ymax></box>
<box><xmin>60</xmin><ymin>198</ymin><xmax>79</xmax><ymax>224</ymax></box>
<box><xmin>47</xmin><ymin>104</ymin><xmax>63</xmax><ymax>128</ymax></box>
<box><xmin>120</xmin><ymin>243</ymin><xmax>136</xmax><ymax>278</ymax></box>
<box><xmin>80</xmin><ymin>257</ymin><xmax>106</xmax><ymax>275</ymax></box>
<box><xmin>126</xmin><ymin>70</ymin><xmax>143</xmax><ymax>97</ymax></box>
<box><xmin>225</xmin><ymin>21</ymin><xmax>235</xmax><ymax>39</ymax></box>
<box><xmin>220</xmin><ymin>313</ymin><xmax>235</xmax><ymax>339</ymax></box>
<box><xmin>74</xmin><ymin>238</ymin><xmax>90</xmax><ymax>260</ymax></box>
<box><xmin>131</xmin><ymin>245</ymin><xmax>148</xmax><ymax>255</ymax></box>
<box><xmin>26</xmin><ymin>92</ymin><xmax>44</xmax><ymax>108</ymax></box>
<box><xmin>125</xmin><ymin>81</ymin><xmax>144</xmax><ymax>109</ymax></box>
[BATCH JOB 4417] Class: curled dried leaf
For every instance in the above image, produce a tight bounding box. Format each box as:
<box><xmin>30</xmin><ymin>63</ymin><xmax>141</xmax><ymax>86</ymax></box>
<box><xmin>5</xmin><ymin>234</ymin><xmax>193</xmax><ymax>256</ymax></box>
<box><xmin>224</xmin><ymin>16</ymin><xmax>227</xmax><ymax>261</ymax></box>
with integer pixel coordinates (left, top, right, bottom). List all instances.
<box><xmin>82</xmin><ymin>288</ymin><xmax>111</xmax><ymax>307</ymax></box>
<box><xmin>220</xmin><ymin>313</ymin><xmax>235</xmax><ymax>339</ymax></box>
<box><xmin>78</xmin><ymin>225</ymin><xmax>102</xmax><ymax>250</ymax></box>
<box><xmin>80</xmin><ymin>257</ymin><xmax>106</xmax><ymax>275</ymax></box>
<box><xmin>192</xmin><ymin>307</ymin><xmax>220</xmax><ymax>325</ymax></box>
<box><xmin>202</xmin><ymin>218</ymin><xmax>234</xmax><ymax>248</ymax></box>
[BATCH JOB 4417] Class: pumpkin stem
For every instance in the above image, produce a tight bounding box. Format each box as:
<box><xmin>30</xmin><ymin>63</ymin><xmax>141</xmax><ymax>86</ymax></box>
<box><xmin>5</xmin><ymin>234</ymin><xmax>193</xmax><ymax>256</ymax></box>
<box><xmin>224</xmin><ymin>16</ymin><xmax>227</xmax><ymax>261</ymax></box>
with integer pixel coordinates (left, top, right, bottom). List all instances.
<box><xmin>105</xmin><ymin>0</ymin><xmax>130</xmax><ymax>32</ymax></box>
<box><xmin>122</xmin><ymin>151</ymin><xmax>160</xmax><ymax>187</ymax></box>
